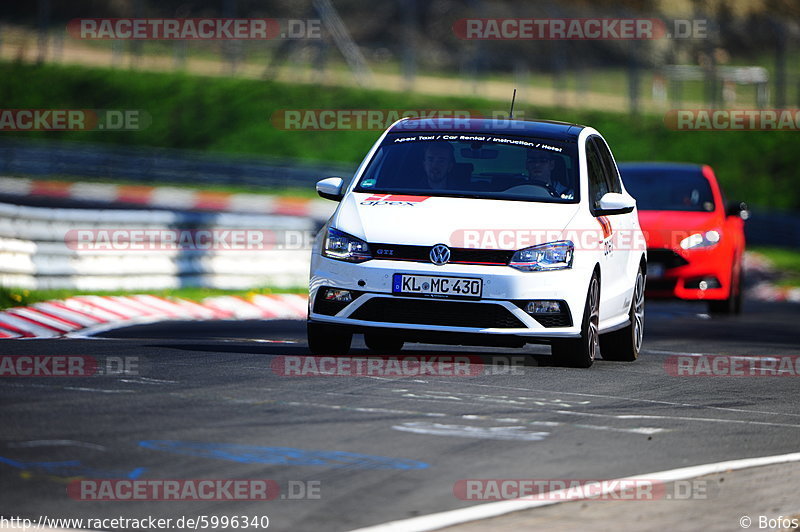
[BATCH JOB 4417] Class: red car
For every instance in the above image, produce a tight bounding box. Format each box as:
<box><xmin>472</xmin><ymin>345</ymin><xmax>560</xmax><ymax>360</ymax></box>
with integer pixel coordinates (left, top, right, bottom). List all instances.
<box><xmin>618</xmin><ymin>162</ymin><xmax>747</xmax><ymax>314</ymax></box>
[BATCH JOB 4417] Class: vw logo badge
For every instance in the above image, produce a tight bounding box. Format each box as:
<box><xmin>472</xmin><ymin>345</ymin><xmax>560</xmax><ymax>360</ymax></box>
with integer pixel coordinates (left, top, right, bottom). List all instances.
<box><xmin>429</xmin><ymin>244</ymin><xmax>451</xmax><ymax>265</ymax></box>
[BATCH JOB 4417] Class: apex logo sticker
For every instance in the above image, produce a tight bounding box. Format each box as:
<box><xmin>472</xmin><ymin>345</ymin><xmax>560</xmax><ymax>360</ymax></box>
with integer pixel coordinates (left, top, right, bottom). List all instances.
<box><xmin>597</xmin><ymin>216</ymin><xmax>614</xmax><ymax>256</ymax></box>
<box><xmin>596</xmin><ymin>216</ymin><xmax>613</xmax><ymax>239</ymax></box>
<box><xmin>360</xmin><ymin>194</ymin><xmax>430</xmax><ymax>206</ymax></box>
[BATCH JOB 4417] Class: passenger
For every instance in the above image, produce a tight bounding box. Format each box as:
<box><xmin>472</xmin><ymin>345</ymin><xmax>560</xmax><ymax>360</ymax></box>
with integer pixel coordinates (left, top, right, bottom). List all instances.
<box><xmin>526</xmin><ymin>151</ymin><xmax>573</xmax><ymax>199</ymax></box>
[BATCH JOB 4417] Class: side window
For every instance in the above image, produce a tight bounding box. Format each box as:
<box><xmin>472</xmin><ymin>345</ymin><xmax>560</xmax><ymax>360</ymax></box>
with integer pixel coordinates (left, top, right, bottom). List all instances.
<box><xmin>592</xmin><ymin>136</ymin><xmax>622</xmax><ymax>194</ymax></box>
<box><xmin>585</xmin><ymin>139</ymin><xmax>608</xmax><ymax>211</ymax></box>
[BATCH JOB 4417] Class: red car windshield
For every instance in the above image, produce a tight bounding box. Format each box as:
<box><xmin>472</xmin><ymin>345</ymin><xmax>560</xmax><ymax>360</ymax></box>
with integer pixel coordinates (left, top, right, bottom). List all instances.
<box><xmin>619</xmin><ymin>166</ymin><xmax>715</xmax><ymax>212</ymax></box>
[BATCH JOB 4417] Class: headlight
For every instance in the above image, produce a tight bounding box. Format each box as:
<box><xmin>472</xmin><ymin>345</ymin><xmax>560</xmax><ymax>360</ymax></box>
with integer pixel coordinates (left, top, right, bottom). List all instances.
<box><xmin>679</xmin><ymin>230</ymin><xmax>720</xmax><ymax>250</ymax></box>
<box><xmin>509</xmin><ymin>241</ymin><xmax>574</xmax><ymax>272</ymax></box>
<box><xmin>323</xmin><ymin>227</ymin><xmax>371</xmax><ymax>262</ymax></box>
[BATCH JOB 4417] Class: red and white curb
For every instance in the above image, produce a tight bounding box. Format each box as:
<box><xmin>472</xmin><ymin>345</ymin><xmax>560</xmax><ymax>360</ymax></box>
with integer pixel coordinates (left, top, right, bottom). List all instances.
<box><xmin>743</xmin><ymin>252</ymin><xmax>800</xmax><ymax>303</ymax></box>
<box><xmin>748</xmin><ymin>283</ymin><xmax>800</xmax><ymax>303</ymax></box>
<box><xmin>0</xmin><ymin>294</ymin><xmax>308</xmax><ymax>339</ymax></box>
<box><xmin>0</xmin><ymin>176</ymin><xmax>334</xmax><ymax>220</ymax></box>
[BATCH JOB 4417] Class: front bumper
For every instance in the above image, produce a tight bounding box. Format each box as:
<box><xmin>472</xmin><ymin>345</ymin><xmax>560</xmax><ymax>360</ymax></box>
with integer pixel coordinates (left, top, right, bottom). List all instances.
<box><xmin>645</xmin><ymin>247</ymin><xmax>732</xmax><ymax>301</ymax></box>
<box><xmin>309</xmin><ymin>254</ymin><xmax>591</xmax><ymax>339</ymax></box>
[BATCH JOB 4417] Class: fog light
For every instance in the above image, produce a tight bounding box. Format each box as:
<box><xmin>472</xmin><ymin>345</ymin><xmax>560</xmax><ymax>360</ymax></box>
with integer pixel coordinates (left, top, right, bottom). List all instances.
<box><xmin>685</xmin><ymin>277</ymin><xmax>721</xmax><ymax>290</ymax></box>
<box><xmin>324</xmin><ymin>289</ymin><xmax>353</xmax><ymax>302</ymax></box>
<box><xmin>526</xmin><ymin>300</ymin><xmax>561</xmax><ymax>314</ymax></box>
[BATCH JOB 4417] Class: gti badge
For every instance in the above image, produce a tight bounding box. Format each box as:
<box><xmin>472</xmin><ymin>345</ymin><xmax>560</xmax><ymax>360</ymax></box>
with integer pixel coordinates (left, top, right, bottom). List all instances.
<box><xmin>429</xmin><ymin>244</ymin><xmax>451</xmax><ymax>266</ymax></box>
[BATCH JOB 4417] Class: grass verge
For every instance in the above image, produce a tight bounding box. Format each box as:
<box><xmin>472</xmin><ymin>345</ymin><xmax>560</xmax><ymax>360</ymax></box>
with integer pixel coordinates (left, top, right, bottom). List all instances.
<box><xmin>2</xmin><ymin>62</ymin><xmax>800</xmax><ymax>209</ymax></box>
<box><xmin>750</xmin><ymin>246</ymin><xmax>800</xmax><ymax>288</ymax></box>
<box><xmin>0</xmin><ymin>286</ymin><xmax>306</xmax><ymax>311</ymax></box>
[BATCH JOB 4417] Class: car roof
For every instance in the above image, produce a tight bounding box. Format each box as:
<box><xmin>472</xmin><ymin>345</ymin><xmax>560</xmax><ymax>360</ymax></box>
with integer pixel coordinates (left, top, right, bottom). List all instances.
<box><xmin>388</xmin><ymin>118</ymin><xmax>586</xmax><ymax>141</ymax></box>
<box><xmin>617</xmin><ymin>162</ymin><xmax>705</xmax><ymax>171</ymax></box>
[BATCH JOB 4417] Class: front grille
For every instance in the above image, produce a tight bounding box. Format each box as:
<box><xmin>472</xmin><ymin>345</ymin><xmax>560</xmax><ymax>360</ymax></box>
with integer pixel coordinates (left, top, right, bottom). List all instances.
<box><xmin>350</xmin><ymin>298</ymin><xmax>526</xmax><ymax>328</ymax></box>
<box><xmin>647</xmin><ymin>248</ymin><xmax>689</xmax><ymax>270</ymax></box>
<box><xmin>370</xmin><ymin>243</ymin><xmax>513</xmax><ymax>265</ymax></box>
<box><xmin>532</xmin><ymin>314</ymin><xmax>572</xmax><ymax>328</ymax></box>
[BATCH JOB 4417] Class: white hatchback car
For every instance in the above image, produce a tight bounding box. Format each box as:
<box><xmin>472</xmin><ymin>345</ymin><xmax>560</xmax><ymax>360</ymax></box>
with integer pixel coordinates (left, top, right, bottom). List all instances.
<box><xmin>308</xmin><ymin>118</ymin><xmax>646</xmax><ymax>367</ymax></box>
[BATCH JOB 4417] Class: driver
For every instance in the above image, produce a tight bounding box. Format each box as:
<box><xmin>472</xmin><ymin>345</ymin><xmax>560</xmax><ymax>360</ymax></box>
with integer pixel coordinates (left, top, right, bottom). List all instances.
<box><xmin>422</xmin><ymin>142</ymin><xmax>455</xmax><ymax>189</ymax></box>
<box><xmin>526</xmin><ymin>151</ymin><xmax>573</xmax><ymax>199</ymax></box>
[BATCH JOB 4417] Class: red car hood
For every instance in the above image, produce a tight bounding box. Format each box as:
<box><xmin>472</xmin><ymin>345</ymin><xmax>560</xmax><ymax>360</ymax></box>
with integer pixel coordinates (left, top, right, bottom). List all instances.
<box><xmin>638</xmin><ymin>210</ymin><xmax>721</xmax><ymax>249</ymax></box>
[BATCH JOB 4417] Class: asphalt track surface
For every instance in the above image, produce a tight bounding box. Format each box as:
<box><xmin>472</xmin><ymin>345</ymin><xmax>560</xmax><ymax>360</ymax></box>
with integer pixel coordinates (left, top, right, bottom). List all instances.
<box><xmin>1</xmin><ymin>298</ymin><xmax>799</xmax><ymax>531</ymax></box>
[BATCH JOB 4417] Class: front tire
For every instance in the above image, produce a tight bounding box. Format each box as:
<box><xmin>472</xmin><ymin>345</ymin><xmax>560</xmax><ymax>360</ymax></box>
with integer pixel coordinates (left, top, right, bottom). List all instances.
<box><xmin>307</xmin><ymin>322</ymin><xmax>352</xmax><ymax>356</ymax></box>
<box><xmin>600</xmin><ymin>266</ymin><xmax>645</xmax><ymax>362</ymax></box>
<box><xmin>551</xmin><ymin>273</ymin><xmax>600</xmax><ymax>368</ymax></box>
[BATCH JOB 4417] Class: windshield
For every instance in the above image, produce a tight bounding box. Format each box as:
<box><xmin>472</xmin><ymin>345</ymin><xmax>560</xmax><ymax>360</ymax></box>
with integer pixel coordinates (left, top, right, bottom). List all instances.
<box><xmin>619</xmin><ymin>166</ymin><xmax>716</xmax><ymax>212</ymax></box>
<box><xmin>354</xmin><ymin>133</ymin><xmax>579</xmax><ymax>203</ymax></box>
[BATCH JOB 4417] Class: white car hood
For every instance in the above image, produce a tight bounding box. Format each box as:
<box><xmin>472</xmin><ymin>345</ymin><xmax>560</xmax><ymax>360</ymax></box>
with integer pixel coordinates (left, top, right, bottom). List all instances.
<box><xmin>332</xmin><ymin>192</ymin><xmax>580</xmax><ymax>249</ymax></box>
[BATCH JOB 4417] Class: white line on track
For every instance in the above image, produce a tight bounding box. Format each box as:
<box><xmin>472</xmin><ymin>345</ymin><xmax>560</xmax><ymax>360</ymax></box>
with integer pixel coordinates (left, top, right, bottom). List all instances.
<box><xmin>348</xmin><ymin>451</ymin><xmax>800</xmax><ymax>532</ymax></box>
<box><xmin>643</xmin><ymin>348</ymin><xmax>709</xmax><ymax>356</ymax></box>
<box><xmin>258</xmin><ymin>396</ymin><xmax>669</xmax><ymax>436</ymax></box>
<box><xmin>459</xmin><ymin>413</ymin><xmax>668</xmax><ymax>434</ymax></box>
<box><xmin>222</xmin><ymin>397</ymin><xmax>448</xmax><ymax>418</ymax></box>
<box><xmin>7</xmin><ymin>440</ymin><xmax>107</xmax><ymax>451</ymax></box>
<box><xmin>1</xmin><ymin>382</ymin><xmax>134</xmax><ymax>394</ymax></box>
<box><xmin>645</xmin><ymin>348</ymin><xmax>782</xmax><ymax>362</ymax></box>
<box><xmin>389</xmin><ymin>389</ymin><xmax>590</xmax><ymax>409</ymax></box>
<box><xmin>555</xmin><ymin>410</ymin><xmax>800</xmax><ymax>429</ymax></box>
<box><xmin>392</xmin><ymin>422</ymin><xmax>550</xmax><ymax>441</ymax></box>
<box><xmin>118</xmin><ymin>376</ymin><xmax>179</xmax><ymax>385</ymax></box>
<box><xmin>280</xmin><ymin>401</ymin><xmax>447</xmax><ymax>417</ymax></box>
<box><xmin>62</xmin><ymin>386</ymin><xmax>135</xmax><ymax>394</ymax></box>
<box><xmin>563</xmin><ymin>423</ymin><xmax>666</xmax><ymax>435</ymax></box>
<box><xmin>415</xmin><ymin>380</ymin><xmax>800</xmax><ymax>419</ymax></box>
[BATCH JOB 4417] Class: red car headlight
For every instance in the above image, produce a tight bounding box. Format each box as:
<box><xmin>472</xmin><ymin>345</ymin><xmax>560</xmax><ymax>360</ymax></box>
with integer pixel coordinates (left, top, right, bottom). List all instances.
<box><xmin>679</xmin><ymin>230</ymin><xmax>721</xmax><ymax>250</ymax></box>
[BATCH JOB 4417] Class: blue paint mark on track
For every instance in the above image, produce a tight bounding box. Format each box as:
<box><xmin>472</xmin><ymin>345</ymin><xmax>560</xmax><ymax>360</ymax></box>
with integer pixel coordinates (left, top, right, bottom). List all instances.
<box><xmin>0</xmin><ymin>455</ymin><xmax>146</xmax><ymax>479</ymax></box>
<box><xmin>139</xmin><ymin>440</ymin><xmax>429</xmax><ymax>470</ymax></box>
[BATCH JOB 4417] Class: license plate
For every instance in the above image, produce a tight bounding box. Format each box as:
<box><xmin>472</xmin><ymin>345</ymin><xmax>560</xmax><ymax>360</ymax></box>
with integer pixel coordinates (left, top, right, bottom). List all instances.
<box><xmin>392</xmin><ymin>273</ymin><xmax>483</xmax><ymax>298</ymax></box>
<box><xmin>648</xmin><ymin>263</ymin><xmax>665</xmax><ymax>279</ymax></box>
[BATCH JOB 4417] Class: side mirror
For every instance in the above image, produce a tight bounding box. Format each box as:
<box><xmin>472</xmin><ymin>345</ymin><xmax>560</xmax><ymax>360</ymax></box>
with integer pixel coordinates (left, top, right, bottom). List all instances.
<box><xmin>316</xmin><ymin>177</ymin><xmax>345</xmax><ymax>202</ymax></box>
<box><xmin>596</xmin><ymin>192</ymin><xmax>636</xmax><ymax>215</ymax></box>
<box><xmin>726</xmin><ymin>201</ymin><xmax>750</xmax><ymax>220</ymax></box>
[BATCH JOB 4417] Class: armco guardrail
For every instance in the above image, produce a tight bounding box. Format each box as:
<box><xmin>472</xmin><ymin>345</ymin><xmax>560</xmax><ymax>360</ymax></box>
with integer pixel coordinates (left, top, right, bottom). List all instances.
<box><xmin>0</xmin><ymin>176</ymin><xmax>337</xmax><ymax>221</ymax></box>
<box><xmin>0</xmin><ymin>138</ymin><xmax>356</xmax><ymax>189</ymax></box>
<box><xmin>744</xmin><ymin>211</ymin><xmax>800</xmax><ymax>249</ymax></box>
<box><xmin>0</xmin><ymin>202</ymin><xmax>315</xmax><ymax>290</ymax></box>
